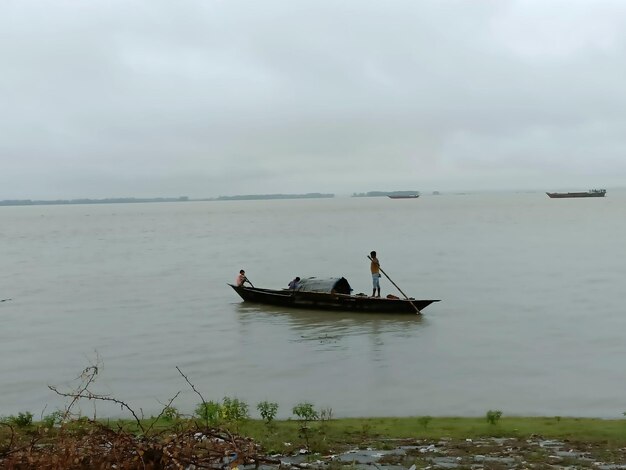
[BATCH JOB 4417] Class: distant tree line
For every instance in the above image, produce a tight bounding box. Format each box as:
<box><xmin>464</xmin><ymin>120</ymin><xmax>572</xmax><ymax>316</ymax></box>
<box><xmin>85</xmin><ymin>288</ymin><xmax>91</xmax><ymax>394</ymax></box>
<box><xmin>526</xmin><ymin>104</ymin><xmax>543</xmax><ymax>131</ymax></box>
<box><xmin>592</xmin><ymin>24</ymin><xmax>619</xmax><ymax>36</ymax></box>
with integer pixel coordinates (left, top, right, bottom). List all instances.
<box><xmin>0</xmin><ymin>193</ymin><xmax>340</xmax><ymax>206</ymax></box>
<box><xmin>0</xmin><ymin>197</ymin><xmax>189</xmax><ymax>206</ymax></box>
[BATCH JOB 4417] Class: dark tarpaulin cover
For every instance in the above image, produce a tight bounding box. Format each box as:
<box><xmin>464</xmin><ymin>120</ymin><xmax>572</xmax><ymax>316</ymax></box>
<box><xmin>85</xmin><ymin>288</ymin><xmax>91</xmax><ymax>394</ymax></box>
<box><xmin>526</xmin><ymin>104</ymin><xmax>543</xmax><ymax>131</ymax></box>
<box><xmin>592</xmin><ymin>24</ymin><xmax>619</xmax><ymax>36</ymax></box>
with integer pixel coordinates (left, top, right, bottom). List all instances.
<box><xmin>295</xmin><ymin>277</ymin><xmax>352</xmax><ymax>294</ymax></box>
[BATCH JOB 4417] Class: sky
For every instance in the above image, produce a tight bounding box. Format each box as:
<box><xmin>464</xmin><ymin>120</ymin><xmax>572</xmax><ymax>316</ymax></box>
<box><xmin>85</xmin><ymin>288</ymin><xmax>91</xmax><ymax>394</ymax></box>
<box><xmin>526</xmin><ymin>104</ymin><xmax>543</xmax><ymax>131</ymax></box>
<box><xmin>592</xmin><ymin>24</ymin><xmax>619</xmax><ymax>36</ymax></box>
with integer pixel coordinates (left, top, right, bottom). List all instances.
<box><xmin>2</xmin><ymin>0</ymin><xmax>626</xmax><ymax>199</ymax></box>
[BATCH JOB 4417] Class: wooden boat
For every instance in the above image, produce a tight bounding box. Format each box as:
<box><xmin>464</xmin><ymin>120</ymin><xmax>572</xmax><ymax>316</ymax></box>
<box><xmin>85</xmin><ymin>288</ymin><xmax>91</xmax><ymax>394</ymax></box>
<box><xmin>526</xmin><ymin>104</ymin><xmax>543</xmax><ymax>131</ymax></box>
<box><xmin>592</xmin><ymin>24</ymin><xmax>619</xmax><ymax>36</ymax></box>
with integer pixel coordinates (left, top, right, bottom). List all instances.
<box><xmin>229</xmin><ymin>277</ymin><xmax>439</xmax><ymax>314</ymax></box>
<box><xmin>546</xmin><ymin>189</ymin><xmax>606</xmax><ymax>198</ymax></box>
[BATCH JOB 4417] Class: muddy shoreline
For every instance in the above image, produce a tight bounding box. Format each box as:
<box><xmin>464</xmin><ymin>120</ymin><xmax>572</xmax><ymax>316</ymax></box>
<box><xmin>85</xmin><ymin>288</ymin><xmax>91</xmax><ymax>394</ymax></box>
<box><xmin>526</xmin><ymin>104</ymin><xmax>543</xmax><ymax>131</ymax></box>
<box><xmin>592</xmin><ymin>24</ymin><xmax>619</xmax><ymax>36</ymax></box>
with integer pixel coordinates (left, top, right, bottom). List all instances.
<box><xmin>3</xmin><ymin>422</ymin><xmax>626</xmax><ymax>469</ymax></box>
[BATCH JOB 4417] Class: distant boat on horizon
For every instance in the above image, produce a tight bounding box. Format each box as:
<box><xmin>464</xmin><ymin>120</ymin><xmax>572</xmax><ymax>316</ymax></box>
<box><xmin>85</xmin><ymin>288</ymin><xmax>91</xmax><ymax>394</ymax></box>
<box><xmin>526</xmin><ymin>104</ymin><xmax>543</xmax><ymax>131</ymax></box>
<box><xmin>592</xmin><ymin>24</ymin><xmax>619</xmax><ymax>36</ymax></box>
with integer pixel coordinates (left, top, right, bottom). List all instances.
<box><xmin>546</xmin><ymin>189</ymin><xmax>606</xmax><ymax>198</ymax></box>
<box><xmin>388</xmin><ymin>194</ymin><xmax>420</xmax><ymax>199</ymax></box>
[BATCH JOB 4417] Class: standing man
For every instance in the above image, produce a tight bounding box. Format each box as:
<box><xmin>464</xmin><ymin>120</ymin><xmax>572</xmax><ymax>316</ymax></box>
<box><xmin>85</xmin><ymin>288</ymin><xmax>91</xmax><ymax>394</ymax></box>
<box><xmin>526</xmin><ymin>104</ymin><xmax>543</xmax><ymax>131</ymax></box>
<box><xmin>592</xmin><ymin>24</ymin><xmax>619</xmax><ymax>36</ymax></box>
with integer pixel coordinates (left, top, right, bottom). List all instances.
<box><xmin>370</xmin><ymin>251</ymin><xmax>381</xmax><ymax>298</ymax></box>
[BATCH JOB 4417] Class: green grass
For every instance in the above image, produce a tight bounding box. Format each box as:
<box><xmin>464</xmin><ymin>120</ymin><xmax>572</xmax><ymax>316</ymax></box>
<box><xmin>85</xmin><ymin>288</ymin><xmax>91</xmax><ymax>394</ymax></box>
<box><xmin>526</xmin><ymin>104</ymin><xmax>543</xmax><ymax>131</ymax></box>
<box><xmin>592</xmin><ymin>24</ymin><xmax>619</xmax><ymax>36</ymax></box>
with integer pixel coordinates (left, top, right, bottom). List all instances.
<box><xmin>99</xmin><ymin>415</ymin><xmax>626</xmax><ymax>443</ymax></box>
<box><xmin>4</xmin><ymin>416</ymin><xmax>626</xmax><ymax>455</ymax></box>
<box><xmin>196</xmin><ymin>416</ymin><xmax>626</xmax><ymax>451</ymax></box>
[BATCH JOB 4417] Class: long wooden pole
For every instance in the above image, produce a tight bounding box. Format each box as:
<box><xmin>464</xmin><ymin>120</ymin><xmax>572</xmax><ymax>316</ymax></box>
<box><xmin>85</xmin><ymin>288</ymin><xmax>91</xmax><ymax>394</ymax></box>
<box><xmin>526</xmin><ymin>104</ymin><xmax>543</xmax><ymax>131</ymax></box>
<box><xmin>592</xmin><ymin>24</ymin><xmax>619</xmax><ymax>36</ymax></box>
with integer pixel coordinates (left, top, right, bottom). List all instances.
<box><xmin>368</xmin><ymin>255</ymin><xmax>421</xmax><ymax>314</ymax></box>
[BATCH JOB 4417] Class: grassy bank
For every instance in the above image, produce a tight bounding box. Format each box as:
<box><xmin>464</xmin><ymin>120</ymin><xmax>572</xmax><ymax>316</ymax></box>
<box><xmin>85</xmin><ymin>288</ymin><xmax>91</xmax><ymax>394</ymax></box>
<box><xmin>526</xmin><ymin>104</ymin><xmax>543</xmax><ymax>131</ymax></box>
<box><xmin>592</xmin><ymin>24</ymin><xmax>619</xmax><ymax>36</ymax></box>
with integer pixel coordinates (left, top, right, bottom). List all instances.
<box><xmin>3</xmin><ymin>415</ymin><xmax>626</xmax><ymax>468</ymax></box>
<box><xmin>238</xmin><ymin>416</ymin><xmax>626</xmax><ymax>451</ymax></box>
<box><xmin>4</xmin><ymin>415</ymin><xmax>626</xmax><ymax>450</ymax></box>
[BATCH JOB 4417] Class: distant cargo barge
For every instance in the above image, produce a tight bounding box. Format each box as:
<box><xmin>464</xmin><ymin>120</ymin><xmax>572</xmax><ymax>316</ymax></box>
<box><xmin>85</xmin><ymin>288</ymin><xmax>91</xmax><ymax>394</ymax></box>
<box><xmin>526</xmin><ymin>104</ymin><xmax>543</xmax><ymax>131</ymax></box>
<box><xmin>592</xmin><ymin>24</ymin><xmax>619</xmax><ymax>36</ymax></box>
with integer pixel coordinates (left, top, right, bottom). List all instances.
<box><xmin>546</xmin><ymin>189</ymin><xmax>606</xmax><ymax>198</ymax></box>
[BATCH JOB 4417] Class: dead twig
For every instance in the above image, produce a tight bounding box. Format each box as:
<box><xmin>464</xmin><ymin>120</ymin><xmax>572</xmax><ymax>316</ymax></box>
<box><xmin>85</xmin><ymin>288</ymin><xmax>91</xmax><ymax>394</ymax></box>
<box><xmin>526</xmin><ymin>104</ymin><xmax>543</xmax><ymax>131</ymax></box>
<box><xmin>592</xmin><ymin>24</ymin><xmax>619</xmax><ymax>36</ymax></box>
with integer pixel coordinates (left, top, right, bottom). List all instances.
<box><xmin>49</xmin><ymin>385</ymin><xmax>145</xmax><ymax>433</ymax></box>
<box><xmin>176</xmin><ymin>366</ymin><xmax>210</xmax><ymax>428</ymax></box>
<box><xmin>145</xmin><ymin>391</ymin><xmax>181</xmax><ymax>435</ymax></box>
<box><xmin>65</xmin><ymin>363</ymin><xmax>100</xmax><ymax>419</ymax></box>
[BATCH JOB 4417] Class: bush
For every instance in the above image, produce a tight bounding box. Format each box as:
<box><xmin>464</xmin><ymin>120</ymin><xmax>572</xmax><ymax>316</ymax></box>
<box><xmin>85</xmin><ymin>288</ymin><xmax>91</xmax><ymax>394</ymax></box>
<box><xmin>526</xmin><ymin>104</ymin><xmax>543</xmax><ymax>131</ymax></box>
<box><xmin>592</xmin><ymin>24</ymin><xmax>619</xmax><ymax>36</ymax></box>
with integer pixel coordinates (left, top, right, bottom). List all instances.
<box><xmin>222</xmin><ymin>397</ymin><xmax>249</xmax><ymax>424</ymax></box>
<box><xmin>292</xmin><ymin>402</ymin><xmax>318</xmax><ymax>449</ymax></box>
<box><xmin>161</xmin><ymin>405</ymin><xmax>180</xmax><ymax>422</ymax></box>
<box><xmin>292</xmin><ymin>402</ymin><xmax>318</xmax><ymax>424</ymax></box>
<box><xmin>486</xmin><ymin>410</ymin><xmax>503</xmax><ymax>425</ymax></box>
<box><xmin>42</xmin><ymin>411</ymin><xmax>63</xmax><ymax>428</ymax></box>
<box><xmin>257</xmin><ymin>401</ymin><xmax>279</xmax><ymax>424</ymax></box>
<box><xmin>2</xmin><ymin>412</ymin><xmax>34</xmax><ymax>427</ymax></box>
<box><xmin>194</xmin><ymin>401</ymin><xmax>222</xmax><ymax>425</ymax></box>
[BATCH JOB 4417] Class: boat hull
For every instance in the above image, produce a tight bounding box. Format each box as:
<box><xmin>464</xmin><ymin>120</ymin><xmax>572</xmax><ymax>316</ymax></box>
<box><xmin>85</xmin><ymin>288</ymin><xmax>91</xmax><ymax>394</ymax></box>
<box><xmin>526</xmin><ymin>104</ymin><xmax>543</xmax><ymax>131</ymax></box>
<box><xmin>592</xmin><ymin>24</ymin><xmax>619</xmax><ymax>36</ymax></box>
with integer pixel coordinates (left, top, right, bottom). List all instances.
<box><xmin>546</xmin><ymin>191</ymin><xmax>606</xmax><ymax>198</ymax></box>
<box><xmin>229</xmin><ymin>284</ymin><xmax>438</xmax><ymax>314</ymax></box>
<box><xmin>388</xmin><ymin>195</ymin><xmax>419</xmax><ymax>199</ymax></box>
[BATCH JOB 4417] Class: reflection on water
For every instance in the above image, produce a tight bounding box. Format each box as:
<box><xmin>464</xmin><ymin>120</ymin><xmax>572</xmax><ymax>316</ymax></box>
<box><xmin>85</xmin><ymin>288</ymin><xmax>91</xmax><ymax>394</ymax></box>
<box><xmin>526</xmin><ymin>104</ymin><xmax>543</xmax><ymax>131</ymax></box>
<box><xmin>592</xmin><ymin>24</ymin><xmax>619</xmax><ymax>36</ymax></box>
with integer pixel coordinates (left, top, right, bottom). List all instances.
<box><xmin>235</xmin><ymin>302</ymin><xmax>427</xmax><ymax>359</ymax></box>
<box><xmin>235</xmin><ymin>303</ymin><xmax>425</xmax><ymax>334</ymax></box>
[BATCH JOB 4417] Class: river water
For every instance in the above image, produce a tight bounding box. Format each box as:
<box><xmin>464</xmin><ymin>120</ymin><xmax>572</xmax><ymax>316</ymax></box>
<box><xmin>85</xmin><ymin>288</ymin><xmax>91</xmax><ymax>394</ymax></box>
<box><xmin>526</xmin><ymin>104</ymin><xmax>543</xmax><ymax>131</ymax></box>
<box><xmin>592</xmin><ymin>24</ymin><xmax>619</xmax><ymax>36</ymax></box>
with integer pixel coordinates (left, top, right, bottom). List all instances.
<box><xmin>1</xmin><ymin>191</ymin><xmax>625</xmax><ymax>419</ymax></box>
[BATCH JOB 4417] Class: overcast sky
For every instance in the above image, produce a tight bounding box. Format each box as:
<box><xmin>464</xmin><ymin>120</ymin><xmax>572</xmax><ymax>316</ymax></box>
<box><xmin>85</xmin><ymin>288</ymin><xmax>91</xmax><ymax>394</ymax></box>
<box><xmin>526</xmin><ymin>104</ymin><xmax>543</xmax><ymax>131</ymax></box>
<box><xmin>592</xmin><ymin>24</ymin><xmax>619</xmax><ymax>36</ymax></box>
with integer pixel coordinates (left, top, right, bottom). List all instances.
<box><xmin>2</xmin><ymin>0</ymin><xmax>626</xmax><ymax>199</ymax></box>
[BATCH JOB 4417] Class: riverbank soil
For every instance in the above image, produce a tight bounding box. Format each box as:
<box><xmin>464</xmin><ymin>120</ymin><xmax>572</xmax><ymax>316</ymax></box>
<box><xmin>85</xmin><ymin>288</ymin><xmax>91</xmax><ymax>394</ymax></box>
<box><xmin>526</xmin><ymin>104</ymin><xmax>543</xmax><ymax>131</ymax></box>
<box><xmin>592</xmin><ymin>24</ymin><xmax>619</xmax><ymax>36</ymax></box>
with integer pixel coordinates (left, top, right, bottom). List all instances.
<box><xmin>2</xmin><ymin>417</ymin><xmax>626</xmax><ymax>468</ymax></box>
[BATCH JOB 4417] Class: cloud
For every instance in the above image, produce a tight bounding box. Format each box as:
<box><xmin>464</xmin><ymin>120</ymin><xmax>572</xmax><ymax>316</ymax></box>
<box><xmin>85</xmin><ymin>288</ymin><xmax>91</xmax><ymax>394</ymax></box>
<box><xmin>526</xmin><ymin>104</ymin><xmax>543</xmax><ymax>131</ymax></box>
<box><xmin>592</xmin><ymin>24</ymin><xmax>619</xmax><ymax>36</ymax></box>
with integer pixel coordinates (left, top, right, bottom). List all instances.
<box><xmin>1</xmin><ymin>0</ymin><xmax>626</xmax><ymax>199</ymax></box>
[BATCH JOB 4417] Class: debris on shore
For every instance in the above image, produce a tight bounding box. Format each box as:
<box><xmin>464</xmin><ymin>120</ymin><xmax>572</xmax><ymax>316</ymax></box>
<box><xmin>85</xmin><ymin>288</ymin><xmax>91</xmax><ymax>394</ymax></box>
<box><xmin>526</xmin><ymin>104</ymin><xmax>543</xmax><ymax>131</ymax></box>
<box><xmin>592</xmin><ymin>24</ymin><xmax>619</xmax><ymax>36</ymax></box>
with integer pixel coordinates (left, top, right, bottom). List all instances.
<box><xmin>3</xmin><ymin>422</ymin><xmax>626</xmax><ymax>469</ymax></box>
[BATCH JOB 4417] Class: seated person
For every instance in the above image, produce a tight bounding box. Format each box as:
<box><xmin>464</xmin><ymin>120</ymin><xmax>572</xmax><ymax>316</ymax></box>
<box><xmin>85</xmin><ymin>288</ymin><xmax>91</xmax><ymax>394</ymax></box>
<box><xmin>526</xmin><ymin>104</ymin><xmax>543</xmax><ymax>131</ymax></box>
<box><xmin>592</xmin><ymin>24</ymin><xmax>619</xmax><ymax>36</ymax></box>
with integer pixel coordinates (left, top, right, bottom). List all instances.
<box><xmin>236</xmin><ymin>269</ymin><xmax>248</xmax><ymax>286</ymax></box>
<box><xmin>287</xmin><ymin>276</ymin><xmax>301</xmax><ymax>289</ymax></box>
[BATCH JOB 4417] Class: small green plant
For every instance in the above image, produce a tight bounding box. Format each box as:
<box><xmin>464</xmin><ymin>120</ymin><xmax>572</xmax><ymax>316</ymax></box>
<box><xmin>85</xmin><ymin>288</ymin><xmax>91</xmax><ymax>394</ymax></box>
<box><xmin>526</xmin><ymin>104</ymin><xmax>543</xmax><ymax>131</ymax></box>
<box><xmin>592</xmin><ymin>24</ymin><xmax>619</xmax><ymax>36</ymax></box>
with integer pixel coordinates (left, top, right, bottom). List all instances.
<box><xmin>42</xmin><ymin>410</ymin><xmax>63</xmax><ymax>428</ymax></box>
<box><xmin>486</xmin><ymin>410</ymin><xmax>503</xmax><ymax>425</ymax></box>
<box><xmin>292</xmin><ymin>402</ymin><xmax>318</xmax><ymax>449</ymax></box>
<box><xmin>418</xmin><ymin>415</ymin><xmax>432</xmax><ymax>430</ymax></box>
<box><xmin>161</xmin><ymin>405</ymin><xmax>180</xmax><ymax>422</ymax></box>
<box><xmin>221</xmin><ymin>397</ymin><xmax>249</xmax><ymax>429</ymax></box>
<box><xmin>292</xmin><ymin>402</ymin><xmax>318</xmax><ymax>424</ymax></box>
<box><xmin>257</xmin><ymin>401</ymin><xmax>279</xmax><ymax>424</ymax></box>
<box><xmin>194</xmin><ymin>401</ymin><xmax>222</xmax><ymax>425</ymax></box>
<box><xmin>2</xmin><ymin>411</ymin><xmax>34</xmax><ymax>427</ymax></box>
